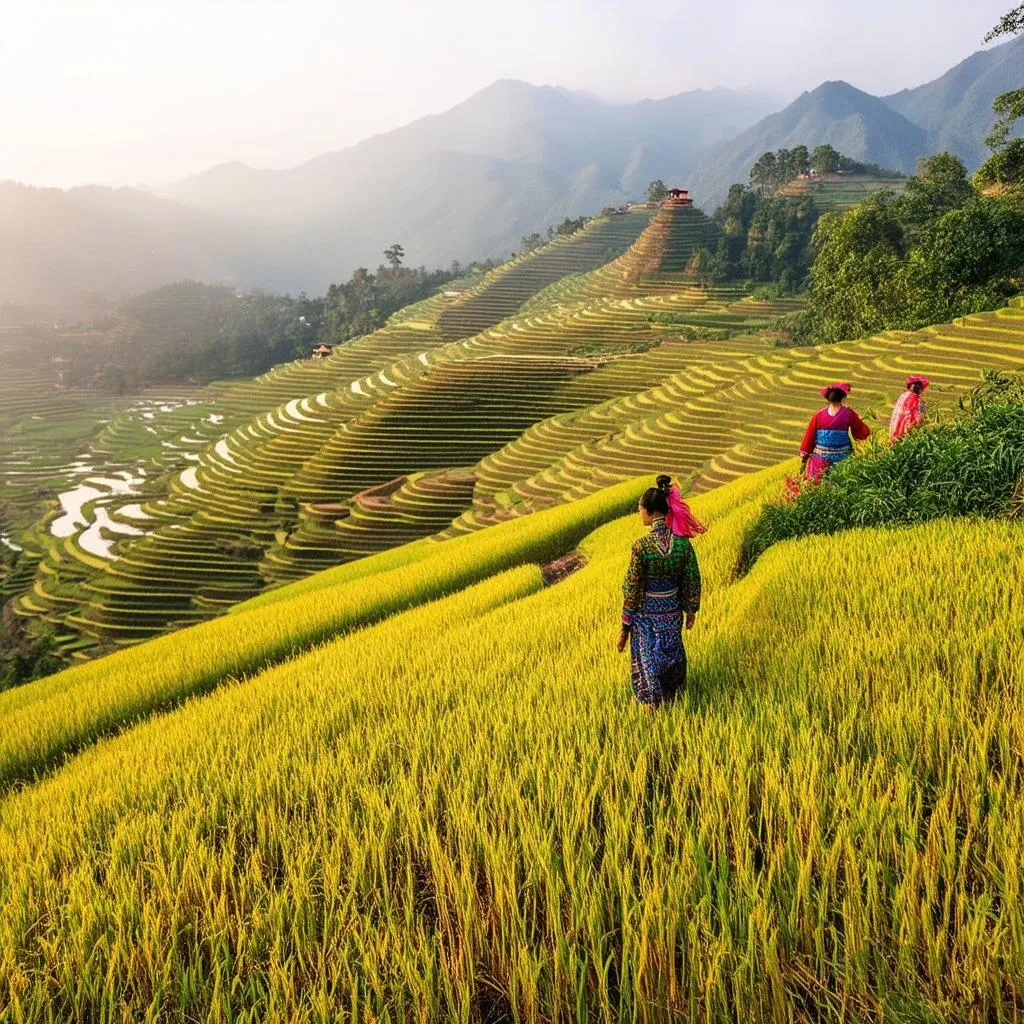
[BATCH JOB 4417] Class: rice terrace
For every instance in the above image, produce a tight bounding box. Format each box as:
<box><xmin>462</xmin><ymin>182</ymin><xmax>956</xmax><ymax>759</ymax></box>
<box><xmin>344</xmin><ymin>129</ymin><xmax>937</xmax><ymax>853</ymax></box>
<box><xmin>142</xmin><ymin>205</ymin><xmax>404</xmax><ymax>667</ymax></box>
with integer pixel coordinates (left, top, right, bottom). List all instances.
<box><xmin>2</xmin><ymin>1</ymin><xmax>1024</xmax><ymax>1020</ymax></box>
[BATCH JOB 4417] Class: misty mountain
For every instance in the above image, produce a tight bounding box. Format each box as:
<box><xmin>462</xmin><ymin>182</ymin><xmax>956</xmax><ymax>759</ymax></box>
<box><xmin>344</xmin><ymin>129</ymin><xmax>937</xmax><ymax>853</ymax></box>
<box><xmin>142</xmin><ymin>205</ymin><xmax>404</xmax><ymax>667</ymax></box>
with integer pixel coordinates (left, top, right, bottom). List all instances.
<box><xmin>685</xmin><ymin>37</ymin><xmax>1022</xmax><ymax>210</ymax></box>
<box><xmin>687</xmin><ymin>82</ymin><xmax>928</xmax><ymax>209</ymax></box>
<box><xmin>0</xmin><ymin>182</ymin><xmax>249</xmax><ymax>317</ymax></box>
<box><xmin>883</xmin><ymin>35</ymin><xmax>1024</xmax><ymax>171</ymax></box>
<box><xmin>3</xmin><ymin>35</ymin><xmax>1018</xmax><ymax>312</ymax></box>
<box><xmin>159</xmin><ymin>81</ymin><xmax>781</xmax><ymax>294</ymax></box>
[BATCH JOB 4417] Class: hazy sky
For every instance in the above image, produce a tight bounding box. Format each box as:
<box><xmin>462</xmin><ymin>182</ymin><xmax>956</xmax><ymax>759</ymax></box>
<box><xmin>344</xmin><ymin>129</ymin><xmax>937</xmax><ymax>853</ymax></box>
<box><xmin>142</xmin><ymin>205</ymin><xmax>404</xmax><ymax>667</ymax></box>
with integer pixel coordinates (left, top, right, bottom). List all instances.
<box><xmin>1</xmin><ymin>0</ymin><xmax>1012</xmax><ymax>188</ymax></box>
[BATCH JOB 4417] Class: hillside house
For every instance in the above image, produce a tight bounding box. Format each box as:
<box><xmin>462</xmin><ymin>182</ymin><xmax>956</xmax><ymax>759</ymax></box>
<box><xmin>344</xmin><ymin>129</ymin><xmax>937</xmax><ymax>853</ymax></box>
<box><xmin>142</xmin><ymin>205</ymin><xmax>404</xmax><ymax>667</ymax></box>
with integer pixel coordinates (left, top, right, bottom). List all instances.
<box><xmin>311</xmin><ymin>343</ymin><xmax>333</xmax><ymax>359</ymax></box>
<box><xmin>664</xmin><ymin>188</ymin><xmax>694</xmax><ymax>207</ymax></box>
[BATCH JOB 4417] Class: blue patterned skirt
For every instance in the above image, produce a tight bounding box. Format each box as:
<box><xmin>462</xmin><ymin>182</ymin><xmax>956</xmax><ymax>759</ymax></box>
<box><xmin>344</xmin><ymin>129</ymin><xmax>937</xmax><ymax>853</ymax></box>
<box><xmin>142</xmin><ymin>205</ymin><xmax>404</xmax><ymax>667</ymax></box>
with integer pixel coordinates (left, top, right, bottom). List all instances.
<box><xmin>629</xmin><ymin>591</ymin><xmax>687</xmax><ymax>706</ymax></box>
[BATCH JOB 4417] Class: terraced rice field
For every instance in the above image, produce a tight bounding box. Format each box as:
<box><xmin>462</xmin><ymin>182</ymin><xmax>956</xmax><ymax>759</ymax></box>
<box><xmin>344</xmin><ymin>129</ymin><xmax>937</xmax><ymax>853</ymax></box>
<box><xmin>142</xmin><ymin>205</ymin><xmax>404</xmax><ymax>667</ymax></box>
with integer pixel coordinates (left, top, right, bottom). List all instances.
<box><xmin>9</xmin><ymin>203</ymin><xmax>1023</xmax><ymax>657</ymax></box>
<box><xmin>6</xmin><ymin>209</ymin><xmax>779</xmax><ymax>649</ymax></box>
<box><xmin>777</xmin><ymin>172</ymin><xmax>906</xmax><ymax>211</ymax></box>
<box><xmin>436</xmin><ymin>212</ymin><xmax>652</xmax><ymax>339</ymax></box>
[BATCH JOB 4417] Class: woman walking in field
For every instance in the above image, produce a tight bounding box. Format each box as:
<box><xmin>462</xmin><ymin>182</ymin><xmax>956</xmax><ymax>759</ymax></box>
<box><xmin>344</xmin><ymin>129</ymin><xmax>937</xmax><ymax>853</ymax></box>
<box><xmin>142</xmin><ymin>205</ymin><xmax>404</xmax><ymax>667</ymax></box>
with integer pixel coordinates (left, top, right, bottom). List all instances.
<box><xmin>800</xmin><ymin>382</ymin><xmax>870</xmax><ymax>481</ymax></box>
<box><xmin>889</xmin><ymin>376</ymin><xmax>929</xmax><ymax>444</ymax></box>
<box><xmin>618</xmin><ymin>478</ymin><xmax>702</xmax><ymax>707</ymax></box>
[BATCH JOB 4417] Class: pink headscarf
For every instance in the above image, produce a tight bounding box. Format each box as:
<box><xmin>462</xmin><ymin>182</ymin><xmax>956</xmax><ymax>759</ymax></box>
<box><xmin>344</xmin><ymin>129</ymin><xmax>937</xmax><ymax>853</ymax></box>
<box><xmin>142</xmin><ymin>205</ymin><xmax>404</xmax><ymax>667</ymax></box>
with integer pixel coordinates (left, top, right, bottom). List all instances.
<box><xmin>666</xmin><ymin>485</ymin><xmax>706</xmax><ymax>538</ymax></box>
<box><xmin>905</xmin><ymin>376</ymin><xmax>930</xmax><ymax>390</ymax></box>
<box><xmin>821</xmin><ymin>381</ymin><xmax>852</xmax><ymax>398</ymax></box>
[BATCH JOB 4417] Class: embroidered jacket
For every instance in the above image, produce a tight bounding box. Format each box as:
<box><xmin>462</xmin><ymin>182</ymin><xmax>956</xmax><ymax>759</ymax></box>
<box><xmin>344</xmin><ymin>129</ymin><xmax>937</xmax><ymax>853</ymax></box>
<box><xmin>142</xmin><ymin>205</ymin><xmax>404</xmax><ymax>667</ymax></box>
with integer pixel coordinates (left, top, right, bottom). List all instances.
<box><xmin>621</xmin><ymin>517</ymin><xmax>702</xmax><ymax>627</ymax></box>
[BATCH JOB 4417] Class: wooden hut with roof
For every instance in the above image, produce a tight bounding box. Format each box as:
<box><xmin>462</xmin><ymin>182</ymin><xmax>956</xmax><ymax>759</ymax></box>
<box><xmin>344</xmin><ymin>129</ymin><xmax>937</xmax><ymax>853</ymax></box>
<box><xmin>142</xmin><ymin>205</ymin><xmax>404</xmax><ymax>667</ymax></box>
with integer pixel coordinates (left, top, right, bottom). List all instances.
<box><xmin>663</xmin><ymin>188</ymin><xmax>694</xmax><ymax>208</ymax></box>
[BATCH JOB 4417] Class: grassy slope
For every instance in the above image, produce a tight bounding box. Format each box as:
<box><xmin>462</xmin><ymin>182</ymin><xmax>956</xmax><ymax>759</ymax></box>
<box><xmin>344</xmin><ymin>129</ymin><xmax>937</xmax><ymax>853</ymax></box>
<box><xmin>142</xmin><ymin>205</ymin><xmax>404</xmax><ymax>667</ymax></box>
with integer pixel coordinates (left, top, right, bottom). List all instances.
<box><xmin>0</xmin><ymin>478</ymin><xmax>645</xmax><ymax>790</ymax></box>
<box><xmin>0</xmin><ymin>463</ymin><xmax>1021</xmax><ymax>1020</ymax></box>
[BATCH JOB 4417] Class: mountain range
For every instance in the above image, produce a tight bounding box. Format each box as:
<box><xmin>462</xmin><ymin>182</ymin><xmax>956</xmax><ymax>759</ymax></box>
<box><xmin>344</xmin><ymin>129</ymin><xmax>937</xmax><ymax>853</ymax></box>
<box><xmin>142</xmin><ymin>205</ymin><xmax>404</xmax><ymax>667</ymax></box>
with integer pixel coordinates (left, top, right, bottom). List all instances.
<box><xmin>2</xmin><ymin>35</ymin><xmax>1020</xmax><ymax>315</ymax></box>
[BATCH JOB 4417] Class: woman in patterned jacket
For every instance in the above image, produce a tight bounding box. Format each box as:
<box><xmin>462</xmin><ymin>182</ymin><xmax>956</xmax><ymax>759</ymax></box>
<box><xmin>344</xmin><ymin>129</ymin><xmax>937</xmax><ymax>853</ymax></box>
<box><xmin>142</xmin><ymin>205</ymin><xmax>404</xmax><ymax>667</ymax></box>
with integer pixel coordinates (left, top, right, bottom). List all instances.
<box><xmin>617</xmin><ymin>481</ymin><xmax>702</xmax><ymax>707</ymax></box>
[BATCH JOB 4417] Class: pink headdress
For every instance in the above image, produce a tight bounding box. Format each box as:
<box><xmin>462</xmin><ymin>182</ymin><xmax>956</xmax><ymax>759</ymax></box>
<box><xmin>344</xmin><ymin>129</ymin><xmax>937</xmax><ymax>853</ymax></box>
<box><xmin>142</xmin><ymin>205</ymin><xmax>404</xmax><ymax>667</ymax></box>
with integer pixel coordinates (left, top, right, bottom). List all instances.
<box><xmin>905</xmin><ymin>376</ymin><xmax>930</xmax><ymax>390</ymax></box>
<box><xmin>821</xmin><ymin>381</ymin><xmax>851</xmax><ymax>398</ymax></box>
<box><xmin>665</xmin><ymin>484</ymin><xmax>706</xmax><ymax>538</ymax></box>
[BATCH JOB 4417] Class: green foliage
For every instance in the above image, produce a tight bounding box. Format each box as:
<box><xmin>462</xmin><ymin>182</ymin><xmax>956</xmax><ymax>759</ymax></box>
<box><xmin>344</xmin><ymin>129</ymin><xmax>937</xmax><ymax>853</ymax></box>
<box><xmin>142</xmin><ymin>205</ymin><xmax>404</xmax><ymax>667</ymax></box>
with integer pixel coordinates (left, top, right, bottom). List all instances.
<box><xmin>685</xmin><ymin>246</ymin><xmax>724</xmax><ymax>288</ymax></box>
<box><xmin>750</xmin><ymin>146</ymin><xmax>809</xmax><ymax>192</ymax></box>
<box><xmin>646</xmin><ymin>179</ymin><xmax>667</xmax><ymax>203</ymax></box>
<box><xmin>811</xmin><ymin>144</ymin><xmax>841</xmax><ymax>173</ymax></box>
<box><xmin>738</xmin><ymin>378</ymin><xmax>1024</xmax><ymax>571</ymax></box>
<box><xmin>322</xmin><ymin>262</ymin><xmax>457</xmax><ymax>343</ymax></box>
<box><xmin>963</xmin><ymin>367</ymin><xmax>1024</xmax><ymax>410</ymax></box>
<box><xmin>903</xmin><ymin>197</ymin><xmax>1024</xmax><ymax>321</ymax></box>
<box><xmin>898</xmin><ymin>153</ymin><xmax>973</xmax><ymax>228</ymax></box>
<box><xmin>712</xmin><ymin>186</ymin><xmax>816</xmax><ymax>289</ymax></box>
<box><xmin>985</xmin><ymin>3</ymin><xmax>1024</xmax><ymax>40</ymax></box>
<box><xmin>976</xmin><ymin>8</ymin><xmax>1024</xmax><ymax>200</ymax></box>
<box><xmin>985</xmin><ymin>88</ymin><xmax>1024</xmax><ymax>151</ymax></box>
<box><xmin>804</xmin><ymin>153</ymin><xmax>1024</xmax><ymax>342</ymax></box>
<box><xmin>0</xmin><ymin>611</ymin><xmax>61</xmax><ymax>691</ymax></box>
<box><xmin>803</xmin><ymin>195</ymin><xmax>910</xmax><ymax>340</ymax></box>
<box><xmin>555</xmin><ymin>216</ymin><xmax>589</xmax><ymax>237</ymax></box>
<box><xmin>520</xmin><ymin>231</ymin><xmax>545</xmax><ymax>253</ymax></box>
<box><xmin>383</xmin><ymin>243</ymin><xmax>405</xmax><ymax>270</ymax></box>
<box><xmin>975</xmin><ymin>138</ymin><xmax>1024</xmax><ymax>191</ymax></box>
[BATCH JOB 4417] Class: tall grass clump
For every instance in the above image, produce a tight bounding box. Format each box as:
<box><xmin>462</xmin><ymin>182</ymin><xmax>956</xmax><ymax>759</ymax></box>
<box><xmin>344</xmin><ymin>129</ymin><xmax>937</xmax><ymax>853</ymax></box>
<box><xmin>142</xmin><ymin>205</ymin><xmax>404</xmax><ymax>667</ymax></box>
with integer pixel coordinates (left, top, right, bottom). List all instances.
<box><xmin>739</xmin><ymin>374</ymin><xmax>1024</xmax><ymax>571</ymax></box>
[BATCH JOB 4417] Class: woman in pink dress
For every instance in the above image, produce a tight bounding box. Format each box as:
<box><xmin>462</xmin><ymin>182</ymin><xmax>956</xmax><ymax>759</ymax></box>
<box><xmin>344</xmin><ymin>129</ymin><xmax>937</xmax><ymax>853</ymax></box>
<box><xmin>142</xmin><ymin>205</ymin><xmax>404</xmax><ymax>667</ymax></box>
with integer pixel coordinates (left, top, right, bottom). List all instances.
<box><xmin>889</xmin><ymin>376</ymin><xmax>929</xmax><ymax>444</ymax></box>
<box><xmin>800</xmin><ymin>382</ymin><xmax>871</xmax><ymax>482</ymax></box>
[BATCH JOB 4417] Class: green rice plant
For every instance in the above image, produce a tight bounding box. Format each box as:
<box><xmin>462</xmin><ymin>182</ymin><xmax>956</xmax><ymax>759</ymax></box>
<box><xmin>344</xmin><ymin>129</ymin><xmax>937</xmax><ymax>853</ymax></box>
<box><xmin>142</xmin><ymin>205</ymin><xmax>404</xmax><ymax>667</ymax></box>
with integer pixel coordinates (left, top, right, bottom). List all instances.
<box><xmin>0</xmin><ymin>464</ymin><xmax>1020</xmax><ymax>1020</ymax></box>
<box><xmin>0</xmin><ymin>477</ymin><xmax>645</xmax><ymax>792</ymax></box>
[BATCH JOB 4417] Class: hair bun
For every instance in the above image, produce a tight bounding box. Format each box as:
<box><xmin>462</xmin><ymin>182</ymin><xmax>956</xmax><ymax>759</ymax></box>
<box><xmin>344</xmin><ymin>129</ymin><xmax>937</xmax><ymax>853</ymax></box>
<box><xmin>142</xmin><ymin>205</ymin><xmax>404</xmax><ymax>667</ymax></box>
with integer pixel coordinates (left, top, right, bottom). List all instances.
<box><xmin>656</xmin><ymin>474</ymin><xmax>672</xmax><ymax>490</ymax></box>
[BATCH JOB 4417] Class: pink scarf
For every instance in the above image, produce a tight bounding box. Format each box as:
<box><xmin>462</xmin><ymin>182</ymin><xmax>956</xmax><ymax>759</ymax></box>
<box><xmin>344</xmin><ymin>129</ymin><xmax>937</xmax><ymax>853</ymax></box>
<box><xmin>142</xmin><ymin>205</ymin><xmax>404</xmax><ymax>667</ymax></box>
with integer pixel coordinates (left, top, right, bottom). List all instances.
<box><xmin>665</xmin><ymin>485</ymin><xmax>706</xmax><ymax>538</ymax></box>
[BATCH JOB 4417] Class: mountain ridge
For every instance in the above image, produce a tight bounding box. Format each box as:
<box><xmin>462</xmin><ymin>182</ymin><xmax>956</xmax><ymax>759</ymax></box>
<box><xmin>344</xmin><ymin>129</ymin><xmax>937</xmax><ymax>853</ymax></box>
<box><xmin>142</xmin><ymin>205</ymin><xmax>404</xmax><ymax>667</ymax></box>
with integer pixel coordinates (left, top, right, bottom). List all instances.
<box><xmin>3</xmin><ymin>38</ymin><xmax>1017</xmax><ymax>311</ymax></box>
<box><xmin>686</xmin><ymin>80</ymin><xmax>929</xmax><ymax>207</ymax></box>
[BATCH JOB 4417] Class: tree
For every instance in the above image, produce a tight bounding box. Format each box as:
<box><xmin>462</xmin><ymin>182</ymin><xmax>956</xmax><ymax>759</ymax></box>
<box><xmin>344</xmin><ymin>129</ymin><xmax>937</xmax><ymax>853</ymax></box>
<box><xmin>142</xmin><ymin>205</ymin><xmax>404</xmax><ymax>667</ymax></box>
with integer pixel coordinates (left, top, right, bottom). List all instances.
<box><xmin>790</xmin><ymin>145</ymin><xmax>810</xmax><ymax>177</ymax></box>
<box><xmin>749</xmin><ymin>151</ymin><xmax>778</xmax><ymax>192</ymax></box>
<box><xmin>805</xmin><ymin>197</ymin><xmax>910</xmax><ymax>342</ymax></box>
<box><xmin>686</xmin><ymin>247</ymin><xmax>722</xmax><ymax>290</ymax></box>
<box><xmin>979</xmin><ymin>5</ymin><xmax>1024</xmax><ymax>178</ymax></box>
<box><xmin>975</xmin><ymin>137</ymin><xmax>1024</xmax><ymax>191</ymax></box>
<box><xmin>985</xmin><ymin>4</ymin><xmax>1024</xmax><ymax>39</ymax></box>
<box><xmin>898</xmin><ymin>153</ymin><xmax>972</xmax><ymax>227</ymax></box>
<box><xmin>810</xmin><ymin>144</ymin><xmax>841</xmax><ymax>174</ymax></box>
<box><xmin>520</xmin><ymin>232</ymin><xmax>544</xmax><ymax>253</ymax></box>
<box><xmin>555</xmin><ymin>216</ymin><xmax>587</xmax><ymax>237</ymax></box>
<box><xmin>647</xmin><ymin>180</ymin><xmax>668</xmax><ymax>203</ymax></box>
<box><xmin>383</xmin><ymin>243</ymin><xmax>405</xmax><ymax>271</ymax></box>
<box><xmin>984</xmin><ymin>88</ymin><xmax>1024</xmax><ymax>152</ymax></box>
<box><xmin>904</xmin><ymin>198</ymin><xmax>1024</xmax><ymax>323</ymax></box>
<box><xmin>774</xmin><ymin>148</ymin><xmax>797</xmax><ymax>186</ymax></box>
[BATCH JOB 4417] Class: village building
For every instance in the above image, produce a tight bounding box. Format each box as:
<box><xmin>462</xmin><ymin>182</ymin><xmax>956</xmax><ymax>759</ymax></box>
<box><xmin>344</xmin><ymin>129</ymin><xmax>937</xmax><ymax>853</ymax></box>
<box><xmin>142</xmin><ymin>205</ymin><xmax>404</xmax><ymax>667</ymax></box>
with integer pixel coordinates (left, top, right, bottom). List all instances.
<box><xmin>311</xmin><ymin>343</ymin><xmax>333</xmax><ymax>359</ymax></box>
<box><xmin>663</xmin><ymin>188</ymin><xmax>694</xmax><ymax>208</ymax></box>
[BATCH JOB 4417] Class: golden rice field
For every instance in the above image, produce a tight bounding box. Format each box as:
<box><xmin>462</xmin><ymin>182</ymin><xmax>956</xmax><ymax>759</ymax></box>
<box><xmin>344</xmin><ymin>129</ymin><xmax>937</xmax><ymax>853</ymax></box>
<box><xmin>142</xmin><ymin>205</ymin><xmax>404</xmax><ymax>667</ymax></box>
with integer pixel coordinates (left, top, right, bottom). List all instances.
<box><xmin>1</xmin><ymin>464</ymin><xmax>1022</xmax><ymax>1022</ymax></box>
